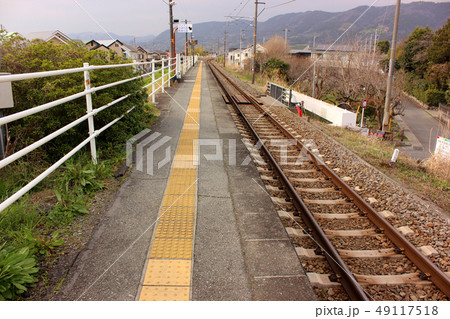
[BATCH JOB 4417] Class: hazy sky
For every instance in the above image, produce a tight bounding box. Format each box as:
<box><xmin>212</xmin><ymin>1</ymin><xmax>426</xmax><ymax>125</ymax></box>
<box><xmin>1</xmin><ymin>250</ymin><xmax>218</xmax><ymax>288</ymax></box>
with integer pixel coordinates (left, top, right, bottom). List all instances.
<box><xmin>0</xmin><ymin>0</ymin><xmax>448</xmax><ymax>36</ymax></box>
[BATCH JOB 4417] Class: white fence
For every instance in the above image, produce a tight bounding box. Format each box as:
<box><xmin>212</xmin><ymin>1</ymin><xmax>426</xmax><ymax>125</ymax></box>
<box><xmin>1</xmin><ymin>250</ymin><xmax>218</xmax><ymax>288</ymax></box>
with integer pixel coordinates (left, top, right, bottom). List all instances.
<box><xmin>266</xmin><ymin>81</ymin><xmax>357</xmax><ymax>128</ymax></box>
<box><xmin>0</xmin><ymin>54</ymin><xmax>197</xmax><ymax>212</ymax></box>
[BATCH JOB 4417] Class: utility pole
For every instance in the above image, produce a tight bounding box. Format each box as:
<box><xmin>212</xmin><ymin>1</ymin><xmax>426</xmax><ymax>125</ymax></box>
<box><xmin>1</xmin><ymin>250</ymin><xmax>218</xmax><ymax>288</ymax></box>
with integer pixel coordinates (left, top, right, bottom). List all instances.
<box><xmin>251</xmin><ymin>1</ymin><xmax>260</xmax><ymax>84</ymax></box>
<box><xmin>382</xmin><ymin>0</ymin><xmax>401</xmax><ymax>132</ymax></box>
<box><xmin>169</xmin><ymin>0</ymin><xmax>174</xmax><ymax>60</ymax></box>
<box><xmin>312</xmin><ymin>33</ymin><xmax>316</xmax><ymax>98</ymax></box>
<box><xmin>312</xmin><ymin>60</ymin><xmax>316</xmax><ymax>98</ymax></box>
<box><xmin>185</xmin><ymin>19</ymin><xmax>188</xmax><ymax>56</ymax></box>
<box><xmin>191</xmin><ymin>33</ymin><xmax>194</xmax><ymax>63</ymax></box>
<box><xmin>284</xmin><ymin>28</ymin><xmax>289</xmax><ymax>49</ymax></box>
<box><xmin>240</xmin><ymin>29</ymin><xmax>243</xmax><ymax>67</ymax></box>
<box><xmin>373</xmin><ymin>28</ymin><xmax>378</xmax><ymax>53</ymax></box>
<box><xmin>224</xmin><ymin>29</ymin><xmax>226</xmax><ymax>67</ymax></box>
<box><xmin>217</xmin><ymin>39</ymin><xmax>220</xmax><ymax>62</ymax></box>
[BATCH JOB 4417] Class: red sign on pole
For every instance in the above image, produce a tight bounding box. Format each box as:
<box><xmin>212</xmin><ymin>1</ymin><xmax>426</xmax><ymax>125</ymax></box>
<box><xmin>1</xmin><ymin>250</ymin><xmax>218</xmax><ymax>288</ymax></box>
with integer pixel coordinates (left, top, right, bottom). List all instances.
<box><xmin>362</xmin><ymin>100</ymin><xmax>367</xmax><ymax>108</ymax></box>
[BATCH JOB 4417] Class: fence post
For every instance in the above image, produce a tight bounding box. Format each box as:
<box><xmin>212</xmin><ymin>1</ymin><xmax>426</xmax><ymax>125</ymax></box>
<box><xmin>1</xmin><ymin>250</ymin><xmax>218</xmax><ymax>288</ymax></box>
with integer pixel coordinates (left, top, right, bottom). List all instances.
<box><xmin>152</xmin><ymin>59</ymin><xmax>156</xmax><ymax>103</ymax></box>
<box><xmin>176</xmin><ymin>54</ymin><xmax>181</xmax><ymax>80</ymax></box>
<box><xmin>161</xmin><ymin>59</ymin><xmax>165</xmax><ymax>93</ymax></box>
<box><xmin>0</xmin><ymin>72</ymin><xmax>14</xmax><ymax>160</ymax></box>
<box><xmin>168</xmin><ymin>57</ymin><xmax>172</xmax><ymax>88</ymax></box>
<box><xmin>83</xmin><ymin>62</ymin><xmax>97</xmax><ymax>164</ymax></box>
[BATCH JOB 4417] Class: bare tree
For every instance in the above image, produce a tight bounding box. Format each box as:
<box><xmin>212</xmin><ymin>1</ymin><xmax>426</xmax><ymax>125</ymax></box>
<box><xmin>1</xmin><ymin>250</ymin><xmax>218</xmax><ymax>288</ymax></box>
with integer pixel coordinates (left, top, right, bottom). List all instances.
<box><xmin>262</xmin><ymin>35</ymin><xmax>290</xmax><ymax>60</ymax></box>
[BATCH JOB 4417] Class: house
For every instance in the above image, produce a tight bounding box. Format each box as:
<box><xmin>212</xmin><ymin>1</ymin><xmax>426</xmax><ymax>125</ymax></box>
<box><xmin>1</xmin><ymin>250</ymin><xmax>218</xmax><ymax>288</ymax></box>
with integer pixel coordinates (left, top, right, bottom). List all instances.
<box><xmin>86</xmin><ymin>39</ymin><xmax>124</xmax><ymax>57</ymax></box>
<box><xmin>136</xmin><ymin>46</ymin><xmax>150</xmax><ymax>61</ymax></box>
<box><xmin>121</xmin><ymin>44</ymin><xmax>140</xmax><ymax>60</ymax></box>
<box><xmin>25</xmin><ymin>30</ymin><xmax>73</xmax><ymax>45</ymax></box>
<box><xmin>147</xmin><ymin>51</ymin><xmax>162</xmax><ymax>60</ymax></box>
<box><xmin>121</xmin><ymin>44</ymin><xmax>152</xmax><ymax>72</ymax></box>
<box><xmin>228</xmin><ymin>44</ymin><xmax>265</xmax><ymax>69</ymax></box>
<box><xmin>159</xmin><ymin>52</ymin><xmax>169</xmax><ymax>59</ymax></box>
<box><xmin>311</xmin><ymin>44</ymin><xmax>355</xmax><ymax>62</ymax></box>
<box><xmin>289</xmin><ymin>46</ymin><xmax>312</xmax><ymax>59</ymax></box>
<box><xmin>85</xmin><ymin>40</ymin><xmax>110</xmax><ymax>54</ymax></box>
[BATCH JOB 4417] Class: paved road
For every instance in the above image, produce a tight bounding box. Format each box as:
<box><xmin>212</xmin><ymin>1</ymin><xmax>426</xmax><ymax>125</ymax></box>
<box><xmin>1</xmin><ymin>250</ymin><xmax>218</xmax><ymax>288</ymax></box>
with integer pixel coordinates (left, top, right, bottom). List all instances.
<box><xmin>397</xmin><ymin>98</ymin><xmax>443</xmax><ymax>160</ymax></box>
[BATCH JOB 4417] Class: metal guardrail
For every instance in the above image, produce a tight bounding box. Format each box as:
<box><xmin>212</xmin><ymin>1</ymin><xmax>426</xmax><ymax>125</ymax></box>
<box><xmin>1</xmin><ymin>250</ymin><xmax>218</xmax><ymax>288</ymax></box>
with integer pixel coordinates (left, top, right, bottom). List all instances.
<box><xmin>0</xmin><ymin>54</ymin><xmax>197</xmax><ymax>213</ymax></box>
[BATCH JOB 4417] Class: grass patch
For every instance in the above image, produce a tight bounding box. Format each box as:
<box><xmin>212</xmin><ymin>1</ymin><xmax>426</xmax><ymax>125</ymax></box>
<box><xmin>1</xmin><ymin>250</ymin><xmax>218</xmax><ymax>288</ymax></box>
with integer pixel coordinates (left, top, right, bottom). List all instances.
<box><xmin>317</xmin><ymin>124</ymin><xmax>450</xmax><ymax>213</ymax></box>
<box><xmin>224</xmin><ymin>66</ymin><xmax>268</xmax><ymax>94</ymax></box>
<box><xmin>0</xmin><ymin>153</ymin><xmax>121</xmax><ymax>299</ymax></box>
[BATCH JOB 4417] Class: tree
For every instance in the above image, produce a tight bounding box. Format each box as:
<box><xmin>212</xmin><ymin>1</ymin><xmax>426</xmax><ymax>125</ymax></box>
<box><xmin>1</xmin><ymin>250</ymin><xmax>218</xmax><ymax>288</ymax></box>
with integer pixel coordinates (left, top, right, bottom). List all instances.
<box><xmin>425</xmin><ymin>20</ymin><xmax>449</xmax><ymax>91</ymax></box>
<box><xmin>262</xmin><ymin>57</ymin><xmax>290</xmax><ymax>80</ymax></box>
<box><xmin>193</xmin><ymin>45</ymin><xmax>207</xmax><ymax>56</ymax></box>
<box><xmin>427</xmin><ymin>19</ymin><xmax>450</xmax><ymax>65</ymax></box>
<box><xmin>399</xmin><ymin>26</ymin><xmax>433</xmax><ymax>77</ymax></box>
<box><xmin>377</xmin><ymin>40</ymin><xmax>390</xmax><ymax>54</ymax></box>
<box><xmin>263</xmin><ymin>35</ymin><xmax>290</xmax><ymax>60</ymax></box>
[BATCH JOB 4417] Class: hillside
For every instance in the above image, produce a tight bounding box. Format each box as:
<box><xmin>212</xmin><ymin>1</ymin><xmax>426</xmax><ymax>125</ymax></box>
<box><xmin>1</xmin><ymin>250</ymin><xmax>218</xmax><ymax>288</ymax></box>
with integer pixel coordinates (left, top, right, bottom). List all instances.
<box><xmin>145</xmin><ymin>1</ymin><xmax>449</xmax><ymax>51</ymax></box>
<box><xmin>68</xmin><ymin>31</ymin><xmax>155</xmax><ymax>45</ymax></box>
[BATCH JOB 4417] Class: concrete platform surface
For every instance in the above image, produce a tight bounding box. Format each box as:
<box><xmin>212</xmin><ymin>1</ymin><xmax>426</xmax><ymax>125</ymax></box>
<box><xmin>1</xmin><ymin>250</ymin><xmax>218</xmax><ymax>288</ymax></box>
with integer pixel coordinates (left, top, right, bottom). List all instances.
<box><xmin>55</xmin><ymin>61</ymin><xmax>316</xmax><ymax>301</ymax></box>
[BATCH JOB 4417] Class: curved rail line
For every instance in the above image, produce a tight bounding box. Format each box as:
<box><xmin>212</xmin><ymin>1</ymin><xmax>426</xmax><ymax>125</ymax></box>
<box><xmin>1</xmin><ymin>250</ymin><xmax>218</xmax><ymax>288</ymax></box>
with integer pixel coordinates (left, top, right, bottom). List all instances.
<box><xmin>207</xmin><ymin>60</ymin><xmax>450</xmax><ymax>301</ymax></box>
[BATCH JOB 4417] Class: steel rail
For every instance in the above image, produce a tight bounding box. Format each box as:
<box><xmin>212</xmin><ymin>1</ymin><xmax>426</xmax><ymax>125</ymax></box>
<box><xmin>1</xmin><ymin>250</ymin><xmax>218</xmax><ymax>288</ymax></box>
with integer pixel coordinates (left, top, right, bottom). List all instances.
<box><xmin>207</xmin><ymin>61</ymin><xmax>370</xmax><ymax>301</ymax></box>
<box><xmin>208</xmin><ymin>60</ymin><xmax>450</xmax><ymax>299</ymax></box>
<box><xmin>236</xmin><ymin>79</ymin><xmax>450</xmax><ymax>299</ymax></box>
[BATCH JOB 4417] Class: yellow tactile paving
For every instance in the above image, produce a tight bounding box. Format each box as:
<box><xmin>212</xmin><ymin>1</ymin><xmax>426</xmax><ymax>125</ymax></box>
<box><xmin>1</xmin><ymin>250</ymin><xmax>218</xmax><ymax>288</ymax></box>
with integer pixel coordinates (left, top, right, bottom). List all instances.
<box><xmin>172</xmin><ymin>161</ymin><xmax>197</xmax><ymax>169</ymax></box>
<box><xmin>139</xmin><ymin>286</ymin><xmax>190</xmax><ymax>301</ymax></box>
<box><xmin>154</xmin><ymin>221</ymin><xmax>194</xmax><ymax>238</ymax></box>
<box><xmin>149</xmin><ymin>238</ymin><xmax>193</xmax><ymax>259</ymax></box>
<box><xmin>165</xmin><ymin>183</ymin><xmax>196</xmax><ymax>195</ymax></box>
<box><xmin>167</xmin><ymin>176</ymin><xmax>196</xmax><ymax>186</ymax></box>
<box><xmin>176</xmin><ymin>148</ymin><xmax>195</xmax><ymax>156</ymax></box>
<box><xmin>162</xmin><ymin>194</ymin><xmax>196</xmax><ymax>207</ymax></box>
<box><xmin>173</xmin><ymin>155</ymin><xmax>197</xmax><ymax>163</ymax></box>
<box><xmin>177</xmin><ymin>139</ymin><xmax>197</xmax><ymax>145</ymax></box>
<box><xmin>183</xmin><ymin>123</ymin><xmax>200</xmax><ymax>130</ymax></box>
<box><xmin>168</xmin><ymin>171</ymin><xmax>196</xmax><ymax>180</ymax></box>
<box><xmin>159</xmin><ymin>206</ymin><xmax>195</xmax><ymax>221</ymax></box>
<box><xmin>143</xmin><ymin>260</ymin><xmax>191</xmax><ymax>286</ymax></box>
<box><xmin>139</xmin><ymin>62</ymin><xmax>203</xmax><ymax>301</ymax></box>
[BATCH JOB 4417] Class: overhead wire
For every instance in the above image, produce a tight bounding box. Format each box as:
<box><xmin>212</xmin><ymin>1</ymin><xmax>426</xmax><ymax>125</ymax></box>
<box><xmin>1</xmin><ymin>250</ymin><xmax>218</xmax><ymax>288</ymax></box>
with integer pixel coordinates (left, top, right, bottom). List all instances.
<box><xmin>265</xmin><ymin>0</ymin><xmax>297</xmax><ymax>10</ymax></box>
<box><xmin>72</xmin><ymin>0</ymin><xmax>115</xmax><ymax>40</ymax></box>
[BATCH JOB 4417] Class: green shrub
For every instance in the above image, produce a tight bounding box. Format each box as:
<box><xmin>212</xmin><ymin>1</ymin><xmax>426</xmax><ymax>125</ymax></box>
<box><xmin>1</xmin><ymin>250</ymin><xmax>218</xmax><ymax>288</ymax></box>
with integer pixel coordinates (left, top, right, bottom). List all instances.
<box><xmin>425</xmin><ymin>89</ymin><xmax>446</xmax><ymax>106</ymax></box>
<box><xmin>12</xmin><ymin>229</ymin><xmax>64</xmax><ymax>257</ymax></box>
<box><xmin>0</xmin><ymin>34</ymin><xmax>152</xmax><ymax>163</ymax></box>
<box><xmin>0</xmin><ymin>245</ymin><xmax>38</xmax><ymax>300</ymax></box>
<box><xmin>262</xmin><ymin>57</ymin><xmax>290</xmax><ymax>79</ymax></box>
<box><xmin>62</xmin><ymin>157</ymin><xmax>111</xmax><ymax>194</ymax></box>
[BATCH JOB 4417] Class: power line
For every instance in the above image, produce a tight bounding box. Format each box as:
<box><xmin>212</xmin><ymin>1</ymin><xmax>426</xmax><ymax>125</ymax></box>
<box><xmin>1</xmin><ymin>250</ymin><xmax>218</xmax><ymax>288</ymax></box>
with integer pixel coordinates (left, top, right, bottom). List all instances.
<box><xmin>227</xmin><ymin>0</ymin><xmax>251</xmax><ymax>18</ymax></box>
<box><xmin>266</xmin><ymin>0</ymin><xmax>297</xmax><ymax>10</ymax></box>
<box><xmin>236</xmin><ymin>0</ymin><xmax>251</xmax><ymax>16</ymax></box>
<box><xmin>72</xmin><ymin>0</ymin><xmax>115</xmax><ymax>40</ymax></box>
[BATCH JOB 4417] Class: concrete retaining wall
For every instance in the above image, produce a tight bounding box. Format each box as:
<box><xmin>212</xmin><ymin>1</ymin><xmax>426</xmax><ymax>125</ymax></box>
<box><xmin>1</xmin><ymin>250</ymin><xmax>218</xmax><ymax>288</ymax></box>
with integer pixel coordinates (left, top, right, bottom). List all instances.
<box><xmin>290</xmin><ymin>91</ymin><xmax>357</xmax><ymax>128</ymax></box>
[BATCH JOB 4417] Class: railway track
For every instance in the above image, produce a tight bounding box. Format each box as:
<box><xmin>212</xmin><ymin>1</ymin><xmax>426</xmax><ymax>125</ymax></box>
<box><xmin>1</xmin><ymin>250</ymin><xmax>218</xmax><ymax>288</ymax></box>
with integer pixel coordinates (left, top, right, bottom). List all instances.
<box><xmin>207</xmin><ymin>60</ymin><xmax>450</xmax><ymax>301</ymax></box>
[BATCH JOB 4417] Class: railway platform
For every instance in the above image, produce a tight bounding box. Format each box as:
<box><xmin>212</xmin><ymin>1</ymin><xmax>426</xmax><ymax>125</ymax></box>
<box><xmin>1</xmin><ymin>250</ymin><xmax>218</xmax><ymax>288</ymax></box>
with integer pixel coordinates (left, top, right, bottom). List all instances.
<box><xmin>56</xmin><ymin>61</ymin><xmax>316</xmax><ymax>301</ymax></box>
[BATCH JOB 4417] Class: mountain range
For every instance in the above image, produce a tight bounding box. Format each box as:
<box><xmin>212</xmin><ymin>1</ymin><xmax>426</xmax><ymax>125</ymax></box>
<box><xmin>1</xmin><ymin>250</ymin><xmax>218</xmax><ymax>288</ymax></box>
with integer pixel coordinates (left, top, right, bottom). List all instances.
<box><xmin>69</xmin><ymin>1</ymin><xmax>450</xmax><ymax>52</ymax></box>
<box><xmin>68</xmin><ymin>31</ymin><xmax>155</xmax><ymax>46</ymax></box>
